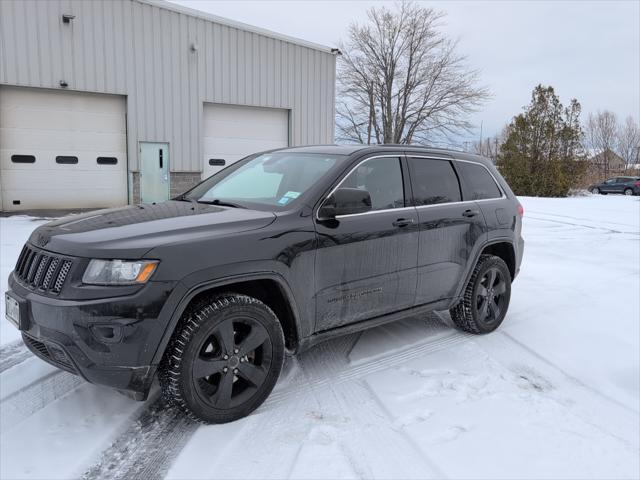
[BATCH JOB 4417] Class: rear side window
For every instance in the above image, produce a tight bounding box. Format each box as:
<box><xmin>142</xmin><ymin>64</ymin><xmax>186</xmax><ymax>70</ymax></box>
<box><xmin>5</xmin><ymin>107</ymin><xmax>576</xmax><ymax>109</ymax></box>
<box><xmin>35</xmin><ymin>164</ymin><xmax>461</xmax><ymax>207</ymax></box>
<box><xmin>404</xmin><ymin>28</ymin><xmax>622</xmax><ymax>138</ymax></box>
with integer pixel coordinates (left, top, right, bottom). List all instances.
<box><xmin>456</xmin><ymin>161</ymin><xmax>503</xmax><ymax>200</ymax></box>
<box><xmin>408</xmin><ymin>158</ymin><xmax>461</xmax><ymax>205</ymax></box>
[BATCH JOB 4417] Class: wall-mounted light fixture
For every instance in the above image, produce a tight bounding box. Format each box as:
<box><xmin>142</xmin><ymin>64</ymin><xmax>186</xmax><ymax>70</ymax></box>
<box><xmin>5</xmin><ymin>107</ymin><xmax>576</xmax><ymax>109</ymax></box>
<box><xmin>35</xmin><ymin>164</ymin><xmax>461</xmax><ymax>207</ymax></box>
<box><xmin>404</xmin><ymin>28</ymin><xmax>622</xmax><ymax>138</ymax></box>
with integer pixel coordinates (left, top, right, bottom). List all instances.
<box><xmin>62</xmin><ymin>13</ymin><xmax>75</xmax><ymax>23</ymax></box>
<box><xmin>190</xmin><ymin>43</ymin><xmax>199</xmax><ymax>52</ymax></box>
<box><xmin>59</xmin><ymin>80</ymin><xmax>68</xmax><ymax>88</ymax></box>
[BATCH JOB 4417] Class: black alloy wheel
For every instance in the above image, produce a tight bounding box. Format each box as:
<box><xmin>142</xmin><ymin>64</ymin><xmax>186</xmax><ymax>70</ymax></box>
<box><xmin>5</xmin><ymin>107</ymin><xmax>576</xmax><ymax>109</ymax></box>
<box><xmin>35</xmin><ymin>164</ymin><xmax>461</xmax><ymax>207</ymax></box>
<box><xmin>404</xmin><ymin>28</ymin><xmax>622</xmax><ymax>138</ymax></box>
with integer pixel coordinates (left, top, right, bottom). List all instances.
<box><xmin>160</xmin><ymin>294</ymin><xmax>285</xmax><ymax>423</ymax></box>
<box><xmin>474</xmin><ymin>267</ymin><xmax>508</xmax><ymax>326</ymax></box>
<box><xmin>192</xmin><ymin>316</ymin><xmax>273</xmax><ymax>410</ymax></box>
<box><xmin>450</xmin><ymin>254</ymin><xmax>512</xmax><ymax>334</ymax></box>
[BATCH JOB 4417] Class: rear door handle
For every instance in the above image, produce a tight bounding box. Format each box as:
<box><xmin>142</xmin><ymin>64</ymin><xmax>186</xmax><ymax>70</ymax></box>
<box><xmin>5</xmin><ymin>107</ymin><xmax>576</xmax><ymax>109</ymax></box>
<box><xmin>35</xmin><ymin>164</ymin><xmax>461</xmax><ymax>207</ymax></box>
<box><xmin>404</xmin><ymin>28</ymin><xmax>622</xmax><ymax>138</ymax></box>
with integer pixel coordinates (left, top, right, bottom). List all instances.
<box><xmin>392</xmin><ymin>218</ymin><xmax>415</xmax><ymax>228</ymax></box>
<box><xmin>462</xmin><ymin>209</ymin><xmax>480</xmax><ymax>218</ymax></box>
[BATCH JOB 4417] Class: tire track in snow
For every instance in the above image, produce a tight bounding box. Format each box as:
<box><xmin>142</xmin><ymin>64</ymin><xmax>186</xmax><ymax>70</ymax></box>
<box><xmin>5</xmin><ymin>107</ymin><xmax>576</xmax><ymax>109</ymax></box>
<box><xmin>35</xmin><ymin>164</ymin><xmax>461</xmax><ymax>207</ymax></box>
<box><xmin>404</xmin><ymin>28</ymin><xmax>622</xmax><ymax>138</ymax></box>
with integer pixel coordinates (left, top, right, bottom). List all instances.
<box><xmin>0</xmin><ymin>339</ymin><xmax>31</xmax><ymax>373</ymax></box>
<box><xmin>526</xmin><ymin>210</ymin><xmax>638</xmax><ymax>229</ymax></box>
<box><xmin>0</xmin><ymin>369</ymin><xmax>83</xmax><ymax>429</ymax></box>
<box><xmin>500</xmin><ymin>331</ymin><xmax>639</xmax><ymax>414</ymax></box>
<box><xmin>82</xmin><ymin>396</ymin><xmax>198</xmax><ymax>480</ymax></box>
<box><xmin>85</xmin><ymin>319</ymin><xmax>465</xmax><ymax>479</ymax></box>
<box><xmin>296</xmin><ymin>337</ymin><xmax>446</xmax><ymax>479</ymax></box>
<box><xmin>265</xmin><ymin>329</ymin><xmax>472</xmax><ymax>406</ymax></box>
<box><xmin>526</xmin><ymin>215</ymin><xmax>639</xmax><ymax>235</ymax></box>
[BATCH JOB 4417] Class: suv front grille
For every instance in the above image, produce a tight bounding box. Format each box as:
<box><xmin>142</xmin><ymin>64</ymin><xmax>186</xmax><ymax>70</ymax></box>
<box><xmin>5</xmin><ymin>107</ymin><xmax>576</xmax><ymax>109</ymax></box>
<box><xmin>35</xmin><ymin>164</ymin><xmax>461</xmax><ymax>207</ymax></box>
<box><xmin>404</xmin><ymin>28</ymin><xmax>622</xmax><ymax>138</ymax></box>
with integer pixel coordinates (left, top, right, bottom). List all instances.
<box><xmin>14</xmin><ymin>245</ymin><xmax>73</xmax><ymax>294</ymax></box>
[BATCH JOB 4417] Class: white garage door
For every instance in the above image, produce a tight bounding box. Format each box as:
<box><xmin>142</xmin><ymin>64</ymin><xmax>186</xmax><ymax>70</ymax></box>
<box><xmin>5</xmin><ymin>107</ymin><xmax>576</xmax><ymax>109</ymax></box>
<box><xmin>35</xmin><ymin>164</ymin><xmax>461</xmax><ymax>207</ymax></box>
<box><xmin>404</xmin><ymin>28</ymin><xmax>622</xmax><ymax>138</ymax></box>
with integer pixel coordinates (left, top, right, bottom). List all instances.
<box><xmin>202</xmin><ymin>104</ymin><xmax>288</xmax><ymax>178</ymax></box>
<box><xmin>0</xmin><ymin>86</ymin><xmax>127</xmax><ymax>211</ymax></box>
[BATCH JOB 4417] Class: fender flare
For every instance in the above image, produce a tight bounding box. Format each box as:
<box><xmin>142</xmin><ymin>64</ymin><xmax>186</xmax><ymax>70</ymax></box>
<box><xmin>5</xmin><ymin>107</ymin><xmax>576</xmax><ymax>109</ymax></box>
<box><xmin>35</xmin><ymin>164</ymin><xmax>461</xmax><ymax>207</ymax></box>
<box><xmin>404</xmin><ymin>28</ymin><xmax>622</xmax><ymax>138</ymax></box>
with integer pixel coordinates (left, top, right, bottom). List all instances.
<box><xmin>151</xmin><ymin>271</ymin><xmax>304</xmax><ymax>364</ymax></box>
<box><xmin>453</xmin><ymin>238</ymin><xmax>516</xmax><ymax>300</ymax></box>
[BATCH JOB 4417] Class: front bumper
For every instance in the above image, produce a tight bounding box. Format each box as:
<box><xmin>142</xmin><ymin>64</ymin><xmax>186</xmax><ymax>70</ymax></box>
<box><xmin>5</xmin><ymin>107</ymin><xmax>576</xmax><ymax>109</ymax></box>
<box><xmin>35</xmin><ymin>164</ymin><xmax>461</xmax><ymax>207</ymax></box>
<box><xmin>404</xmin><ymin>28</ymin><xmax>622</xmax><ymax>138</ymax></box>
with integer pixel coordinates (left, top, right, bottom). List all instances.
<box><xmin>7</xmin><ymin>273</ymin><xmax>179</xmax><ymax>398</ymax></box>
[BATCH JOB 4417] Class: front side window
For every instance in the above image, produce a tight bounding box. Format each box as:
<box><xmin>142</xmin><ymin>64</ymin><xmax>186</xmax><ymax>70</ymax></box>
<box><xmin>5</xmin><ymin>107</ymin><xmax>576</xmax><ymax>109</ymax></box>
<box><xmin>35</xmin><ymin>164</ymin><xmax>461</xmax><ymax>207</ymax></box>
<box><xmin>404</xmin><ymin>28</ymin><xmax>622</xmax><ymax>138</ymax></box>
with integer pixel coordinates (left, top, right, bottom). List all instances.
<box><xmin>457</xmin><ymin>161</ymin><xmax>503</xmax><ymax>200</ymax></box>
<box><xmin>340</xmin><ymin>157</ymin><xmax>404</xmax><ymax>211</ymax></box>
<box><xmin>408</xmin><ymin>158</ymin><xmax>461</xmax><ymax>205</ymax></box>
<box><xmin>185</xmin><ymin>152</ymin><xmax>343</xmax><ymax>210</ymax></box>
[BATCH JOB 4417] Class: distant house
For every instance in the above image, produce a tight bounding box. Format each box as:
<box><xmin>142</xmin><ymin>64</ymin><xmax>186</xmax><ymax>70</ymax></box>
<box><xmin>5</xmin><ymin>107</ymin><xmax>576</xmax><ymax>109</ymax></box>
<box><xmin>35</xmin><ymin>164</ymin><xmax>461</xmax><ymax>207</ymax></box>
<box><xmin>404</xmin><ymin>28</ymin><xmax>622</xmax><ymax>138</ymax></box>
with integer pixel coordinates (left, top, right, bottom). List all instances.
<box><xmin>589</xmin><ymin>149</ymin><xmax>627</xmax><ymax>171</ymax></box>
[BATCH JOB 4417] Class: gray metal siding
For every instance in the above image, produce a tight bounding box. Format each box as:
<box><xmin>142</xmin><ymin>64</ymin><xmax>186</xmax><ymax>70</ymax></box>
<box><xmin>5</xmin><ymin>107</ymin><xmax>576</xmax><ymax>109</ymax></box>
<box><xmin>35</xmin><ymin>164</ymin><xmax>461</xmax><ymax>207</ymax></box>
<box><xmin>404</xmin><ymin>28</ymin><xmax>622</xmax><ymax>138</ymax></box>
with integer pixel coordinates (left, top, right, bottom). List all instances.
<box><xmin>0</xmin><ymin>0</ymin><xmax>336</xmax><ymax>172</ymax></box>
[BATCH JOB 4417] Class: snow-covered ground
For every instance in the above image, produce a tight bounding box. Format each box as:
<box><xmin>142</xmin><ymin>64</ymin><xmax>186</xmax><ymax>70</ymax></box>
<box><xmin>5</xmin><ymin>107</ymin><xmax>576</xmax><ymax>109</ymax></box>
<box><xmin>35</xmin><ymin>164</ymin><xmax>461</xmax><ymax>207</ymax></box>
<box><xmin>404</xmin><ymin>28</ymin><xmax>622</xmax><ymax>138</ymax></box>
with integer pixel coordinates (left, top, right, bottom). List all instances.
<box><xmin>1</xmin><ymin>195</ymin><xmax>639</xmax><ymax>479</ymax></box>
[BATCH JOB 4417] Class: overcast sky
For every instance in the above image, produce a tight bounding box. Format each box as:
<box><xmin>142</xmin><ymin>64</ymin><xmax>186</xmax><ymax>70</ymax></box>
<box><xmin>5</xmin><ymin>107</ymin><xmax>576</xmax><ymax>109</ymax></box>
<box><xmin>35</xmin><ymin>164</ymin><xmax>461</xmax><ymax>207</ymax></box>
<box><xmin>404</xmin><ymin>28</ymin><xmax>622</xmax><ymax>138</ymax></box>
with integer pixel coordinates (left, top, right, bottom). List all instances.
<box><xmin>171</xmin><ymin>0</ymin><xmax>640</xmax><ymax>146</ymax></box>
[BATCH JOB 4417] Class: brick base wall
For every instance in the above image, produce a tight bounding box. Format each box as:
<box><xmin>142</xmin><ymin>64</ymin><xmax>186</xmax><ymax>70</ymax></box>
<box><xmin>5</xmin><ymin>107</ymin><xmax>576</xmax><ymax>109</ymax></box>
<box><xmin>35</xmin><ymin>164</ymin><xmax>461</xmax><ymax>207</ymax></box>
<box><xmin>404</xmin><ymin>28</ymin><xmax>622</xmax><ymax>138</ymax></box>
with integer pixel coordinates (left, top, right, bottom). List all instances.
<box><xmin>129</xmin><ymin>172</ymin><xmax>202</xmax><ymax>204</ymax></box>
<box><xmin>170</xmin><ymin>172</ymin><xmax>203</xmax><ymax>198</ymax></box>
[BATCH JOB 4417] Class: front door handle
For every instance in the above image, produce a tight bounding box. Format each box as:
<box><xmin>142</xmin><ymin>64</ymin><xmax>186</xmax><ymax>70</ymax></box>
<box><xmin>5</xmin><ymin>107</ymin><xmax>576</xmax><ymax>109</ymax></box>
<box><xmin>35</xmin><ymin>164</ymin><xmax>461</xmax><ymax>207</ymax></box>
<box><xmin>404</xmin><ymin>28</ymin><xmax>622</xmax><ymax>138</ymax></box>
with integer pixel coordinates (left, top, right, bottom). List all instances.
<box><xmin>392</xmin><ymin>218</ymin><xmax>415</xmax><ymax>228</ymax></box>
<box><xmin>462</xmin><ymin>209</ymin><xmax>480</xmax><ymax>218</ymax></box>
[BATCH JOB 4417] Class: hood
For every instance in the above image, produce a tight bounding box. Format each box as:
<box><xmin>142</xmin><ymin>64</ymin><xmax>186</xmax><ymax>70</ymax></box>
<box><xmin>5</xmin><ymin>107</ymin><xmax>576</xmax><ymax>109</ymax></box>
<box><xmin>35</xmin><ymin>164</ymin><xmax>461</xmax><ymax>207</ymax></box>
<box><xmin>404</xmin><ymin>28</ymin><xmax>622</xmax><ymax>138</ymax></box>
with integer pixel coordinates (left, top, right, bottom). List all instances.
<box><xmin>29</xmin><ymin>201</ymin><xmax>276</xmax><ymax>259</ymax></box>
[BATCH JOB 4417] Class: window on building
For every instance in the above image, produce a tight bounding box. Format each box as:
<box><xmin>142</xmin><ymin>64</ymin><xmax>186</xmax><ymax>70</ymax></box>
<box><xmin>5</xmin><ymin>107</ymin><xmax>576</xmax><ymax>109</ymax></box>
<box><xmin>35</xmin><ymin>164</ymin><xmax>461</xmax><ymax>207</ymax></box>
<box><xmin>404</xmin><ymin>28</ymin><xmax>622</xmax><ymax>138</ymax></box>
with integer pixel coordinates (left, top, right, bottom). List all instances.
<box><xmin>97</xmin><ymin>157</ymin><xmax>118</xmax><ymax>165</ymax></box>
<box><xmin>56</xmin><ymin>156</ymin><xmax>78</xmax><ymax>164</ymax></box>
<box><xmin>11</xmin><ymin>154</ymin><xmax>35</xmax><ymax>163</ymax></box>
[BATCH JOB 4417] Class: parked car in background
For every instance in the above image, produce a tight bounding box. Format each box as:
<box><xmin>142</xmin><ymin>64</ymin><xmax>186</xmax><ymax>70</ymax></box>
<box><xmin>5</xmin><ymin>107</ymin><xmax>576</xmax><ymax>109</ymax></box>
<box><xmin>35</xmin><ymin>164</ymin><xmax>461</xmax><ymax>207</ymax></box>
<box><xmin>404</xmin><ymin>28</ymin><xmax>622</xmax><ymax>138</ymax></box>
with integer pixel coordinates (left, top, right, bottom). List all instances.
<box><xmin>589</xmin><ymin>177</ymin><xmax>640</xmax><ymax>196</ymax></box>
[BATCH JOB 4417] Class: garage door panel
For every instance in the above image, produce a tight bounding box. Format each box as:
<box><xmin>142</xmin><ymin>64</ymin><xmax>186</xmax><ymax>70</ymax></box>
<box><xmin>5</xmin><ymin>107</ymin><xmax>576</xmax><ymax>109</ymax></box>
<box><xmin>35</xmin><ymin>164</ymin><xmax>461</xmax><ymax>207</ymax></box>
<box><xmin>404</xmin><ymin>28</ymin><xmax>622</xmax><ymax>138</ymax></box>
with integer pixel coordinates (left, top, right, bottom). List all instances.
<box><xmin>0</xmin><ymin>86</ymin><xmax>127</xmax><ymax>211</ymax></box>
<box><xmin>202</xmin><ymin>138</ymin><xmax>287</xmax><ymax>156</ymax></box>
<box><xmin>1</xmin><ymin>108</ymin><xmax>126</xmax><ymax>133</ymax></box>
<box><xmin>206</xmin><ymin>104</ymin><xmax>287</xmax><ymax>122</ymax></box>
<box><xmin>204</xmin><ymin>123</ymin><xmax>288</xmax><ymax>141</ymax></box>
<box><xmin>1</xmin><ymin>151</ymin><xmax>125</xmax><ymax>171</ymax></box>
<box><xmin>0</xmin><ymin>87</ymin><xmax>126</xmax><ymax>114</ymax></box>
<box><xmin>202</xmin><ymin>103</ymin><xmax>288</xmax><ymax>178</ymax></box>
<box><xmin>1</xmin><ymin>129</ymin><xmax>126</xmax><ymax>153</ymax></box>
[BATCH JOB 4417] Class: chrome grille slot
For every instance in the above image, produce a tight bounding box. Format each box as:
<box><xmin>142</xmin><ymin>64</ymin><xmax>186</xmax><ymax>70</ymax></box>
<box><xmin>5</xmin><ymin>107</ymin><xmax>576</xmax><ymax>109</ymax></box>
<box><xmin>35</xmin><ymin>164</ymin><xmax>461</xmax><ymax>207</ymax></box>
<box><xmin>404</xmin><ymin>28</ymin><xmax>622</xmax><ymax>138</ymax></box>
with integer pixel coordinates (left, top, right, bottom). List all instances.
<box><xmin>52</xmin><ymin>260</ymin><xmax>72</xmax><ymax>293</ymax></box>
<box><xmin>27</xmin><ymin>253</ymin><xmax>42</xmax><ymax>283</ymax></box>
<box><xmin>13</xmin><ymin>245</ymin><xmax>74</xmax><ymax>295</ymax></box>
<box><xmin>33</xmin><ymin>255</ymin><xmax>50</xmax><ymax>287</ymax></box>
<box><xmin>41</xmin><ymin>257</ymin><xmax>60</xmax><ymax>290</ymax></box>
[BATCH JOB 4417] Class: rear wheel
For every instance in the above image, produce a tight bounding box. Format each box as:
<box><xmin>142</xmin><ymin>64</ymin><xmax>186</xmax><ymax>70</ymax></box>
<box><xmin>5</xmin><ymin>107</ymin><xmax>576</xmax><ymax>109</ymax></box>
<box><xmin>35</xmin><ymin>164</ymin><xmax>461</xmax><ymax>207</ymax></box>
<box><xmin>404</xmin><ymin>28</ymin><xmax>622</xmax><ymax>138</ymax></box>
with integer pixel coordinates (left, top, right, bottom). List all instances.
<box><xmin>160</xmin><ymin>293</ymin><xmax>285</xmax><ymax>423</ymax></box>
<box><xmin>591</xmin><ymin>187</ymin><xmax>600</xmax><ymax>194</ymax></box>
<box><xmin>450</xmin><ymin>254</ymin><xmax>511</xmax><ymax>334</ymax></box>
<box><xmin>624</xmin><ymin>188</ymin><xmax>633</xmax><ymax>196</ymax></box>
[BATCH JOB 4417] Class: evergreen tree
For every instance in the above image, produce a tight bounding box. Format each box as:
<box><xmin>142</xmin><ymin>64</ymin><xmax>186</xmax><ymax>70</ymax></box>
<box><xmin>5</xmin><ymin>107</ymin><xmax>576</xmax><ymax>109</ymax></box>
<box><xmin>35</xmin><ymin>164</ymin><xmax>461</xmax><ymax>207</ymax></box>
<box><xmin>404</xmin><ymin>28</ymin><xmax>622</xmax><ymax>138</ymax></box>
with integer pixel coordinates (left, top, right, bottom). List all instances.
<box><xmin>497</xmin><ymin>85</ymin><xmax>587</xmax><ymax>197</ymax></box>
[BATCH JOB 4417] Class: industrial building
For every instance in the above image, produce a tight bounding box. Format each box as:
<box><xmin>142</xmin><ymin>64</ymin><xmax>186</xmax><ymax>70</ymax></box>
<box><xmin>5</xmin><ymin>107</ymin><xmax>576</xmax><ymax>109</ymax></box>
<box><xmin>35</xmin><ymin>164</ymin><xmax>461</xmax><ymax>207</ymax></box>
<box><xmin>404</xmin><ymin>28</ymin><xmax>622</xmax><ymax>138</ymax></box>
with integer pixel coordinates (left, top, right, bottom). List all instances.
<box><xmin>0</xmin><ymin>0</ymin><xmax>337</xmax><ymax>211</ymax></box>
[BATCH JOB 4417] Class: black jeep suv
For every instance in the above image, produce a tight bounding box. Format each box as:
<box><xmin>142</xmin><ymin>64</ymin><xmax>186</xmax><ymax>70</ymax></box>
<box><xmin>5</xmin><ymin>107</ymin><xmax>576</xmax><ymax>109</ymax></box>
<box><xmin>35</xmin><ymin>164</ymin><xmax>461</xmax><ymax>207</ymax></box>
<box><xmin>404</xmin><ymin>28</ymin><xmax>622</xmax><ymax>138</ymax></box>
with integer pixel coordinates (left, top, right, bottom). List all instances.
<box><xmin>6</xmin><ymin>145</ymin><xmax>524</xmax><ymax>423</ymax></box>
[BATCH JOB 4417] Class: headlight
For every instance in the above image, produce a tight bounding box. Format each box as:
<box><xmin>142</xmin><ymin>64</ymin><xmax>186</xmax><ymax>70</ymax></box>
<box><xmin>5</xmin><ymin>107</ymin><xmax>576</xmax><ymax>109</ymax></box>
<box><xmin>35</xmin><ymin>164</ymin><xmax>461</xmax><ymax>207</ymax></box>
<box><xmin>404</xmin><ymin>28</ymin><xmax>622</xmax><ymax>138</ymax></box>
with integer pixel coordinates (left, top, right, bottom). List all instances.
<box><xmin>82</xmin><ymin>259</ymin><xmax>159</xmax><ymax>285</ymax></box>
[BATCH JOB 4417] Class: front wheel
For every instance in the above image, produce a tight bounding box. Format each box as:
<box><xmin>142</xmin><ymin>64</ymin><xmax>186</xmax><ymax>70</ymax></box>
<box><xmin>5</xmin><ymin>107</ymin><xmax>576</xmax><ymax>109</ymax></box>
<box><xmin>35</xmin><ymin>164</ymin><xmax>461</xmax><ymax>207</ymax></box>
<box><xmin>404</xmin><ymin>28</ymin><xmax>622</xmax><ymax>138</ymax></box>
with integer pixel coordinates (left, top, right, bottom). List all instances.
<box><xmin>624</xmin><ymin>188</ymin><xmax>633</xmax><ymax>196</ymax></box>
<box><xmin>591</xmin><ymin>187</ymin><xmax>600</xmax><ymax>194</ymax></box>
<box><xmin>160</xmin><ymin>293</ymin><xmax>285</xmax><ymax>423</ymax></box>
<box><xmin>450</xmin><ymin>254</ymin><xmax>512</xmax><ymax>334</ymax></box>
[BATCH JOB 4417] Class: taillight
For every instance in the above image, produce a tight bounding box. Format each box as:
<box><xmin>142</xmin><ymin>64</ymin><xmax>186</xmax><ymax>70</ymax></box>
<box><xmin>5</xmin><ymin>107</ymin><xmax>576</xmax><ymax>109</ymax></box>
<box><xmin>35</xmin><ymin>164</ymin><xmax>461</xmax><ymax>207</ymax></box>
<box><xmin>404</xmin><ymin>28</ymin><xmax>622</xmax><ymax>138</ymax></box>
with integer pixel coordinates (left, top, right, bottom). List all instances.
<box><xmin>517</xmin><ymin>204</ymin><xmax>524</xmax><ymax>217</ymax></box>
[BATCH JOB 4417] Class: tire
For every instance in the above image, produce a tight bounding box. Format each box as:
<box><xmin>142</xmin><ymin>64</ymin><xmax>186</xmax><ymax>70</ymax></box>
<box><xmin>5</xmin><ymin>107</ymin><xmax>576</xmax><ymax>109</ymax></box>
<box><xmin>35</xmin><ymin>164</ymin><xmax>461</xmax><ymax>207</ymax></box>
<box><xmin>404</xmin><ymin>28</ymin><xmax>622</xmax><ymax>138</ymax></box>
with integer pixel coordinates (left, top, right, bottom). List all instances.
<box><xmin>450</xmin><ymin>254</ymin><xmax>512</xmax><ymax>334</ymax></box>
<box><xmin>624</xmin><ymin>188</ymin><xmax>633</xmax><ymax>196</ymax></box>
<box><xmin>591</xmin><ymin>187</ymin><xmax>600</xmax><ymax>194</ymax></box>
<box><xmin>159</xmin><ymin>293</ymin><xmax>285</xmax><ymax>423</ymax></box>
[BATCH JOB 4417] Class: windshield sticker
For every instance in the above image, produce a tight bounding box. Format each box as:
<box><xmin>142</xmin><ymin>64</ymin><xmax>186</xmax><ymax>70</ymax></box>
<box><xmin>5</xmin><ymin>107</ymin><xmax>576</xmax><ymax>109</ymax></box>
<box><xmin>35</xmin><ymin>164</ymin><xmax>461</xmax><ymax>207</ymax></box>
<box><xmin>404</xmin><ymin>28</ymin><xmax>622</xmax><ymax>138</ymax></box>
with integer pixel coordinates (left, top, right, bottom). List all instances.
<box><xmin>284</xmin><ymin>191</ymin><xmax>300</xmax><ymax>199</ymax></box>
<box><xmin>278</xmin><ymin>196</ymin><xmax>291</xmax><ymax>205</ymax></box>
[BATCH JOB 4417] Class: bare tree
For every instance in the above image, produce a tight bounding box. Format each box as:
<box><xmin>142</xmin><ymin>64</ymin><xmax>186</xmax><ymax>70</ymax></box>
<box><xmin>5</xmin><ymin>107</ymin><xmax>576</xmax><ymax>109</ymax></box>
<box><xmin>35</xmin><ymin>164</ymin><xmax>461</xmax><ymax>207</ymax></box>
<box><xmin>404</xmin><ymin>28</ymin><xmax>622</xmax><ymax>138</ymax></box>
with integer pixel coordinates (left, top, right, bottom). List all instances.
<box><xmin>617</xmin><ymin>116</ymin><xmax>640</xmax><ymax>167</ymax></box>
<box><xmin>586</xmin><ymin>110</ymin><xmax>618</xmax><ymax>178</ymax></box>
<box><xmin>336</xmin><ymin>2</ymin><xmax>489</xmax><ymax>145</ymax></box>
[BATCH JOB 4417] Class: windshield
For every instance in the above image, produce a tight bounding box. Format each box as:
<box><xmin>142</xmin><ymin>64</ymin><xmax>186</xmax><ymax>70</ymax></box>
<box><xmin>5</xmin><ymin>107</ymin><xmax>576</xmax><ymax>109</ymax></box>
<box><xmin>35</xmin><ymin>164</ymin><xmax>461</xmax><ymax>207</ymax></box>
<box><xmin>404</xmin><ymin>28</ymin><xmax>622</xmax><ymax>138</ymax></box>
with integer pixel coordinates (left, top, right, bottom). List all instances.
<box><xmin>184</xmin><ymin>152</ymin><xmax>344</xmax><ymax>210</ymax></box>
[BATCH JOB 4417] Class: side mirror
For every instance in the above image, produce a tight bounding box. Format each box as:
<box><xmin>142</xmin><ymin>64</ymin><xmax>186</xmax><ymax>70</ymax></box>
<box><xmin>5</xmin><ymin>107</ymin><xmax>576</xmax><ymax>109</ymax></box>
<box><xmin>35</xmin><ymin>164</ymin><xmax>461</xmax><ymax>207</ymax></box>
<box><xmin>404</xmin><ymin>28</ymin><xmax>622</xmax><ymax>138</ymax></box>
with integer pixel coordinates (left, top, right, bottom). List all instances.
<box><xmin>318</xmin><ymin>188</ymin><xmax>372</xmax><ymax>219</ymax></box>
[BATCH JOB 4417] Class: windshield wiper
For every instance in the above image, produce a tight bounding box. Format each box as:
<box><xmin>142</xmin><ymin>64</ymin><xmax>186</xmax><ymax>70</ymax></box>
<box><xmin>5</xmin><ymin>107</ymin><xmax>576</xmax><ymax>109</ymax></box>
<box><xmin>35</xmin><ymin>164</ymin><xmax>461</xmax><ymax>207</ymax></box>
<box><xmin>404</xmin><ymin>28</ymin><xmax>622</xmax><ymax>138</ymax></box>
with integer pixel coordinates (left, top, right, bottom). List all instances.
<box><xmin>198</xmin><ymin>199</ymin><xmax>247</xmax><ymax>209</ymax></box>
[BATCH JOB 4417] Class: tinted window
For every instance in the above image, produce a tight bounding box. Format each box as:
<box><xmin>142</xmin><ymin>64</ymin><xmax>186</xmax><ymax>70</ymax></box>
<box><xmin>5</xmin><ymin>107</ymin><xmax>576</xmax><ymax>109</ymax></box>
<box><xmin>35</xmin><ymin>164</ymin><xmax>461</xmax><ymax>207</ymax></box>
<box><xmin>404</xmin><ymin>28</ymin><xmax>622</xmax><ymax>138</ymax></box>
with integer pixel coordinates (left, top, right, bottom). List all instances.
<box><xmin>56</xmin><ymin>156</ymin><xmax>78</xmax><ymax>164</ymax></box>
<box><xmin>11</xmin><ymin>154</ymin><xmax>35</xmax><ymax>163</ymax></box>
<box><xmin>408</xmin><ymin>158</ymin><xmax>461</xmax><ymax>205</ymax></box>
<box><xmin>97</xmin><ymin>157</ymin><xmax>118</xmax><ymax>165</ymax></box>
<box><xmin>341</xmin><ymin>157</ymin><xmax>404</xmax><ymax>211</ymax></box>
<box><xmin>457</xmin><ymin>162</ymin><xmax>502</xmax><ymax>200</ymax></box>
